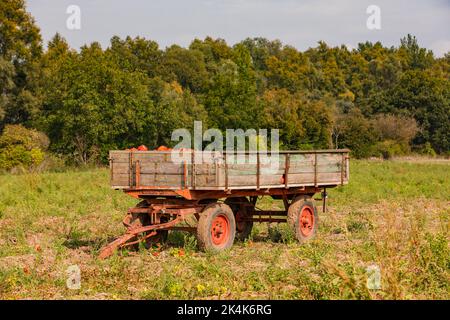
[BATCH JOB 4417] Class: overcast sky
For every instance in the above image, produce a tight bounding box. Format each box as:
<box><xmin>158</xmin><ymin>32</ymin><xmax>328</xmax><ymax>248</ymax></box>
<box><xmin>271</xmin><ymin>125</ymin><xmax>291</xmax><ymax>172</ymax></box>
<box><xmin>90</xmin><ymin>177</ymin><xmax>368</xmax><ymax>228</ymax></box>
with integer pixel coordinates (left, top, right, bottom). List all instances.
<box><xmin>26</xmin><ymin>0</ymin><xmax>450</xmax><ymax>57</ymax></box>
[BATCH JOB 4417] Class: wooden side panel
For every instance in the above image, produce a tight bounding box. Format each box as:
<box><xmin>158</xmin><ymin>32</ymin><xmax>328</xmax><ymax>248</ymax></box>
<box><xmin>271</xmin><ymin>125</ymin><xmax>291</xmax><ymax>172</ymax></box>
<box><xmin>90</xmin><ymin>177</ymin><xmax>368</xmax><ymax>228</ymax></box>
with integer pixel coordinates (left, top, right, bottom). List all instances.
<box><xmin>110</xmin><ymin>151</ymin><xmax>130</xmax><ymax>187</ymax></box>
<box><xmin>109</xmin><ymin>150</ymin><xmax>349</xmax><ymax>190</ymax></box>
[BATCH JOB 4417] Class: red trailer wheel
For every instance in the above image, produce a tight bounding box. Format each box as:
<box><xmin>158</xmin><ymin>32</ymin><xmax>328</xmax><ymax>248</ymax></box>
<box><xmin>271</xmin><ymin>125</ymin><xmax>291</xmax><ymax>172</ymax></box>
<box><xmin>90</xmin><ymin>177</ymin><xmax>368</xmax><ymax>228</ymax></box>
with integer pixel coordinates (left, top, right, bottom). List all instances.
<box><xmin>197</xmin><ymin>203</ymin><xmax>236</xmax><ymax>251</ymax></box>
<box><xmin>287</xmin><ymin>195</ymin><xmax>318</xmax><ymax>242</ymax></box>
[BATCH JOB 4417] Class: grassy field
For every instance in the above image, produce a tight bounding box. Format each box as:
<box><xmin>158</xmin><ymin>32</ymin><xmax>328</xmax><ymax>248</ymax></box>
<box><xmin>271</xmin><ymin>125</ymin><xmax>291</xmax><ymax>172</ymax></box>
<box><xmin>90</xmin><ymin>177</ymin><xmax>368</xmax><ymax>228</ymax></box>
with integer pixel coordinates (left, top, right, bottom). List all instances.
<box><xmin>0</xmin><ymin>160</ymin><xmax>448</xmax><ymax>300</ymax></box>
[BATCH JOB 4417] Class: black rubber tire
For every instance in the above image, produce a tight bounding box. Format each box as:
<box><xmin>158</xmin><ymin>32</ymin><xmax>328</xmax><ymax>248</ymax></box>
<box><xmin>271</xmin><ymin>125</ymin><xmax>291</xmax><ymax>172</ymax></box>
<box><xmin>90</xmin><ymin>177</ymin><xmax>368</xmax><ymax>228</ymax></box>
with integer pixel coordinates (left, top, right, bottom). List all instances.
<box><xmin>197</xmin><ymin>202</ymin><xmax>236</xmax><ymax>252</ymax></box>
<box><xmin>287</xmin><ymin>195</ymin><xmax>318</xmax><ymax>242</ymax></box>
<box><xmin>224</xmin><ymin>197</ymin><xmax>254</xmax><ymax>241</ymax></box>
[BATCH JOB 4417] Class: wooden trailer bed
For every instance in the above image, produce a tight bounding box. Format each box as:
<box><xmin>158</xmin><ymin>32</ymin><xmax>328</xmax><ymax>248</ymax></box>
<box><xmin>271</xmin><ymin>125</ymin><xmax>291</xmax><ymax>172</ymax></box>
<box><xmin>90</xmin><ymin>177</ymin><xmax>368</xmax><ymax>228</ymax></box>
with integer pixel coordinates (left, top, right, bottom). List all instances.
<box><xmin>109</xmin><ymin>149</ymin><xmax>350</xmax><ymax>193</ymax></box>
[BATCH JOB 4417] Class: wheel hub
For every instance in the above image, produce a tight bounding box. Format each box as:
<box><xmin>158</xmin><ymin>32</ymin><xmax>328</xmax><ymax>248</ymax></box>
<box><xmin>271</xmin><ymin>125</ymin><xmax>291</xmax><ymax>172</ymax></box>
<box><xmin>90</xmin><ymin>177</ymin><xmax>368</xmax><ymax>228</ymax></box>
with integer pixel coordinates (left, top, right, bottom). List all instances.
<box><xmin>211</xmin><ymin>215</ymin><xmax>229</xmax><ymax>245</ymax></box>
<box><xmin>299</xmin><ymin>206</ymin><xmax>314</xmax><ymax>237</ymax></box>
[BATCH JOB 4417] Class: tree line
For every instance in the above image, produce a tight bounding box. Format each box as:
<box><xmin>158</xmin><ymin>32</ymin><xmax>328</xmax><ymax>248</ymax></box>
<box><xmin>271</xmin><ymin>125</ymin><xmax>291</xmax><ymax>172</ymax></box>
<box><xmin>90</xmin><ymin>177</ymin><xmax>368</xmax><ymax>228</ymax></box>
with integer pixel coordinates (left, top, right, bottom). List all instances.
<box><xmin>1</xmin><ymin>0</ymin><xmax>449</xmax><ymax>169</ymax></box>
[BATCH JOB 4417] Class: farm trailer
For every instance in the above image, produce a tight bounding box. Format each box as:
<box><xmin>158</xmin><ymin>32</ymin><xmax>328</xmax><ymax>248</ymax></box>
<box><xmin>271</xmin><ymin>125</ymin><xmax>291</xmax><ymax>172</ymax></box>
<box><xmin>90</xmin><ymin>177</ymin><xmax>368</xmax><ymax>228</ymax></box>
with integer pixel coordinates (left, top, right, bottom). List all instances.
<box><xmin>99</xmin><ymin>149</ymin><xmax>350</xmax><ymax>258</ymax></box>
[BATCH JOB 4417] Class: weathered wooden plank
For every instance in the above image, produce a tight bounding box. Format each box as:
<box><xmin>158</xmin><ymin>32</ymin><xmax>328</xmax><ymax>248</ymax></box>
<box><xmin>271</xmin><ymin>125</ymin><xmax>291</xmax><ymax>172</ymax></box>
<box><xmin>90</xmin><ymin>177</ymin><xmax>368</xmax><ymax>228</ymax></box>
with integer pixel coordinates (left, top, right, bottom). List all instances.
<box><xmin>139</xmin><ymin>174</ymin><xmax>185</xmax><ymax>187</ymax></box>
<box><xmin>110</xmin><ymin>159</ymin><xmax>131</xmax><ymax>165</ymax></box>
<box><xmin>136</xmin><ymin>161</ymin><xmax>217</xmax><ymax>175</ymax></box>
<box><xmin>138</xmin><ymin>162</ymin><xmax>183</xmax><ymax>175</ymax></box>
<box><xmin>317</xmin><ymin>172</ymin><xmax>342</xmax><ymax>182</ymax></box>
<box><xmin>194</xmin><ymin>175</ymin><xmax>222</xmax><ymax>187</ymax></box>
<box><xmin>140</xmin><ymin>166</ymin><xmax>179</xmax><ymax>175</ymax></box>
<box><xmin>132</xmin><ymin>153</ymin><xmax>170</xmax><ymax>162</ymax></box>
<box><xmin>110</xmin><ymin>165</ymin><xmax>129</xmax><ymax>173</ymax></box>
<box><xmin>289</xmin><ymin>154</ymin><xmax>314</xmax><ymax>163</ymax></box>
<box><xmin>194</xmin><ymin>163</ymin><xmax>219</xmax><ymax>175</ymax></box>
<box><xmin>111</xmin><ymin>173</ymin><xmax>130</xmax><ymax>186</ymax></box>
<box><xmin>284</xmin><ymin>173</ymin><xmax>316</xmax><ymax>184</ymax></box>
<box><xmin>111</xmin><ymin>162</ymin><xmax>130</xmax><ymax>173</ymax></box>
<box><xmin>109</xmin><ymin>151</ymin><xmax>130</xmax><ymax>161</ymax></box>
<box><xmin>223</xmin><ymin>163</ymin><xmax>340</xmax><ymax>175</ymax></box>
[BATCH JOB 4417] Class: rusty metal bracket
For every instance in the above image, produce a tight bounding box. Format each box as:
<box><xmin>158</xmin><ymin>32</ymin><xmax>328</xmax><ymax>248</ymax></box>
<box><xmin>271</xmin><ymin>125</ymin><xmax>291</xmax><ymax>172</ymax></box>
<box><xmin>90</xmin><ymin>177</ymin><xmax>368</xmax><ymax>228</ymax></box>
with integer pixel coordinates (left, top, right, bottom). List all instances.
<box><xmin>321</xmin><ymin>188</ymin><xmax>327</xmax><ymax>213</ymax></box>
<box><xmin>256</xmin><ymin>152</ymin><xmax>260</xmax><ymax>190</ymax></box>
<box><xmin>129</xmin><ymin>151</ymin><xmax>134</xmax><ymax>187</ymax></box>
<box><xmin>135</xmin><ymin>160</ymin><xmax>141</xmax><ymax>188</ymax></box>
<box><xmin>314</xmin><ymin>153</ymin><xmax>318</xmax><ymax>187</ymax></box>
<box><xmin>224</xmin><ymin>152</ymin><xmax>229</xmax><ymax>192</ymax></box>
<box><xmin>191</xmin><ymin>151</ymin><xmax>196</xmax><ymax>189</ymax></box>
<box><xmin>284</xmin><ymin>153</ymin><xmax>290</xmax><ymax>188</ymax></box>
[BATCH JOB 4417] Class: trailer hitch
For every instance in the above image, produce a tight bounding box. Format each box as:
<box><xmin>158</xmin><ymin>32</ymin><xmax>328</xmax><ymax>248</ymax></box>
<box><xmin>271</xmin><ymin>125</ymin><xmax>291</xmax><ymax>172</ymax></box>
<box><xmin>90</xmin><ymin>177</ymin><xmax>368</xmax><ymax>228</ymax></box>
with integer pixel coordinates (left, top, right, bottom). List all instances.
<box><xmin>98</xmin><ymin>214</ymin><xmax>183</xmax><ymax>259</ymax></box>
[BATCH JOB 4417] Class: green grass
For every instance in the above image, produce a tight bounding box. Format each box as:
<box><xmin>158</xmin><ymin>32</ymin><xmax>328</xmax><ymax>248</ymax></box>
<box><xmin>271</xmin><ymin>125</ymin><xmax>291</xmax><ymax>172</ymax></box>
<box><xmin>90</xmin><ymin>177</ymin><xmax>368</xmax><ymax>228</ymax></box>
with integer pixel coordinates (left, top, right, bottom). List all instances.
<box><xmin>0</xmin><ymin>160</ymin><xmax>448</xmax><ymax>299</ymax></box>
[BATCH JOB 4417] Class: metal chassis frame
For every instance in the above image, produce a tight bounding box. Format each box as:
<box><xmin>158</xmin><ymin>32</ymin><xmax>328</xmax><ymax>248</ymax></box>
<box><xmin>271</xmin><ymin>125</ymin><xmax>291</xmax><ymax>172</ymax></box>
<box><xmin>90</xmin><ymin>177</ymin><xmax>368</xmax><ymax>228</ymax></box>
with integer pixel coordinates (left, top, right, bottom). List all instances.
<box><xmin>99</xmin><ymin>185</ymin><xmax>334</xmax><ymax>259</ymax></box>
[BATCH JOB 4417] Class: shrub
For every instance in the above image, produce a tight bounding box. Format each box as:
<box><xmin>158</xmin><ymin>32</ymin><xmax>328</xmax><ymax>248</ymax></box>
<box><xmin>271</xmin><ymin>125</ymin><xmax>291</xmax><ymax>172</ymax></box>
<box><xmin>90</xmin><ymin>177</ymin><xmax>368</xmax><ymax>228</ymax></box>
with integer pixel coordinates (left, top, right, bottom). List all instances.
<box><xmin>335</xmin><ymin>108</ymin><xmax>376</xmax><ymax>158</ymax></box>
<box><xmin>0</xmin><ymin>125</ymin><xmax>50</xmax><ymax>171</ymax></box>
<box><xmin>371</xmin><ymin>140</ymin><xmax>409</xmax><ymax>159</ymax></box>
<box><xmin>371</xmin><ymin>114</ymin><xmax>419</xmax><ymax>152</ymax></box>
<box><xmin>417</xmin><ymin>142</ymin><xmax>437</xmax><ymax>157</ymax></box>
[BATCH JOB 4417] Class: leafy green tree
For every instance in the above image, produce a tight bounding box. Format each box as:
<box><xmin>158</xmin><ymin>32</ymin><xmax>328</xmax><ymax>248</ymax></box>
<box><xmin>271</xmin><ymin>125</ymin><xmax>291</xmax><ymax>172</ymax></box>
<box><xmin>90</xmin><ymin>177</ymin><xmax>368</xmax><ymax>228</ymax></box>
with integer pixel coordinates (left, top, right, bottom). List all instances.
<box><xmin>305</xmin><ymin>42</ymin><xmax>347</xmax><ymax>95</ymax></box>
<box><xmin>239</xmin><ymin>37</ymin><xmax>283</xmax><ymax>93</ymax></box>
<box><xmin>160</xmin><ymin>45</ymin><xmax>209</xmax><ymax>93</ymax></box>
<box><xmin>240</xmin><ymin>37</ymin><xmax>282</xmax><ymax>72</ymax></box>
<box><xmin>297</xmin><ymin>97</ymin><xmax>334</xmax><ymax>149</ymax></box>
<box><xmin>39</xmin><ymin>41</ymin><xmax>155</xmax><ymax>163</ymax></box>
<box><xmin>399</xmin><ymin>34</ymin><xmax>434</xmax><ymax>70</ymax></box>
<box><xmin>147</xmin><ymin>78</ymin><xmax>208</xmax><ymax>147</ymax></box>
<box><xmin>260</xmin><ymin>89</ymin><xmax>305</xmax><ymax>149</ymax></box>
<box><xmin>0</xmin><ymin>0</ymin><xmax>42</xmax><ymax>126</ymax></box>
<box><xmin>260</xmin><ymin>89</ymin><xmax>333</xmax><ymax>149</ymax></box>
<box><xmin>388</xmin><ymin>69</ymin><xmax>449</xmax><ymax>153</ymax></box>
<box><xmin>0</xmin><ymin>57</ymin><xmax>15</xmax><ymax>122</ymax></box>
<box><xmin>189</xmin><ymin>37</ymin><xmax>232</xmax><ymax>72</ymax></box>
<box><xmin>202</xmin><ymin>44</ymin><xmax>258</xmax><ymax>130</ymax></box>
<box><xmin>107</xmin><ymin>36</ymin><xmax>162</xmax><ymax>77</ymax></box>
<box><xmin>266</xmin><ymin>45</ymin><xmax>316</xmax><ymax>93</ymax></box>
